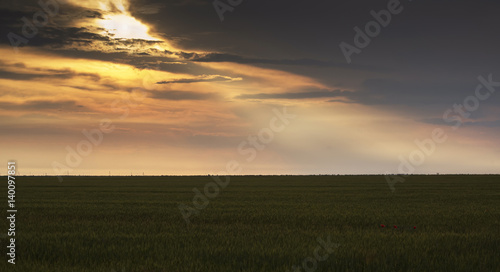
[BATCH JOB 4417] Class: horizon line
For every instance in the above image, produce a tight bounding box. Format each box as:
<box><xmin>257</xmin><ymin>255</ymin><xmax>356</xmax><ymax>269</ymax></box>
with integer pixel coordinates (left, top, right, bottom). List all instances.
<box><xmin>3</xmin><ymin>174</ymin><xmax>500</xmax><ymax>177</ymax></box>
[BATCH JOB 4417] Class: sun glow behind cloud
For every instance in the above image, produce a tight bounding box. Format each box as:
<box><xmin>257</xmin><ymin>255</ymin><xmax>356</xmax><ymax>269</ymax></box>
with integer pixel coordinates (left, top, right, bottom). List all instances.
<box><xmin>63</xmin><ymin>0</ymin><xmax>161</xmax><ymax>41</ymax></box>
<box><xmin>98</xmin><ymin>14</ymin><xmax>157</xmax><ymax>40</ymax></box>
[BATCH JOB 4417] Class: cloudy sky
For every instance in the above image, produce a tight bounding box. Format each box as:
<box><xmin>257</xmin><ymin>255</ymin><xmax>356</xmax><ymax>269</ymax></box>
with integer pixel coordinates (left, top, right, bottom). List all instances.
<box><xmin>1</xmin><ymin>0</ymin><xmax>499</xmax><ymax>176</ymax></box>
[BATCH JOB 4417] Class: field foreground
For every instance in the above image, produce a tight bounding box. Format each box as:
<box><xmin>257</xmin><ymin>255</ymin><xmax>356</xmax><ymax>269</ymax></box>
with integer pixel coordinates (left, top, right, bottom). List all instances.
<box><xmin>1</xmin><ymin>175</ymin><xmax>499</xmax><ymax>272</ymax></box>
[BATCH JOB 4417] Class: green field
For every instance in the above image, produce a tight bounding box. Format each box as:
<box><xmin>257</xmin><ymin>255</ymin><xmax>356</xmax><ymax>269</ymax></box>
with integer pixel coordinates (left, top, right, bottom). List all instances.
<box><xmin>1</xmin><ymin>175</ymin><xmax>499</xmax><ymax>272</ymax></box>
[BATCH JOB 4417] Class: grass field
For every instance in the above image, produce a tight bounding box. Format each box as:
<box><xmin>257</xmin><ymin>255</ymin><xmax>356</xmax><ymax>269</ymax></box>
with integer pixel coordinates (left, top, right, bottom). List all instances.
<box><xmin>1</xmin><ymin>175</ymin><xmax>499</xmax><ymax>272</ymax></box>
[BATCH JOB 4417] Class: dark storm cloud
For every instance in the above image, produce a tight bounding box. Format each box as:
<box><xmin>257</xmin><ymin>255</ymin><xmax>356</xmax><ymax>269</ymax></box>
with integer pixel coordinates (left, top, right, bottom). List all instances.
<box><xmin>149</xmin><ymin>90</ymin><xmax>217</xmax><ymax>101</ymax></box>
<box><xmin>347</xmin><ymin>78</ymin><xmax>500</xmax><ymax>107</ymax></box>
<box><xmin>173</xmin><ymin>0</ymin><xmax>207</xmax><ymax>6</ymax></box>
<box><xmin>237</xmin><ymin>77</ymin><xmax>500</xmax><ymax>121</ymax></box>
<box><xmin>133</xmin><ymin>0</ymin><xmax>500</xmax><ymax>91</ymax></box>
<box><xmin>135</xmin><ymin>3</ymin><xmax>166</xmax><ymax>14</ymax></box>
<box><xmin>234</xmin><ymin>79</ymin><xmax>478</xmax><ymax>104</ymax></box>
<box><xmin>133</xmin><ymin>0</ymin><xmax>500</xmax><ymax>61</ymax></box>
<box><xmin>175</xmin><ymin>52</ymin><xmax>381</xmax><ymax>70</ymax></box>
<box><xmin>348</xmin><ymin>79</ymin><xmax>471</xmax><ymax>105</ymax></box>
<box><xmin>1</xmin><ymin>0</ymin><xmax>499</xmax><ymax>114</ymax></box>
<box><xmin>0</xmin><ymin>8</ymin><xmax>33</xmax><ymax>26</ymax></box>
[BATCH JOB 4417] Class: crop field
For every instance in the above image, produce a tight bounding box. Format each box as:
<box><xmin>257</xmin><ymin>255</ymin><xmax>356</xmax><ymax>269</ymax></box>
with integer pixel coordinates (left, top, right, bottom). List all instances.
<box><xmin>1</xmin><ymin>175</ymin><xmax>499</xmax><ymax>272</ymax></box>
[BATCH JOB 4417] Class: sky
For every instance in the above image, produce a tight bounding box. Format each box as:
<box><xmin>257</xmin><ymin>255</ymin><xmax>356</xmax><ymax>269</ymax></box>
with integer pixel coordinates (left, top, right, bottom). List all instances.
<box><xmin>0</xmin><ymin>0</ymin><xmax>499</xmax><ymax>176</ymax></box>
